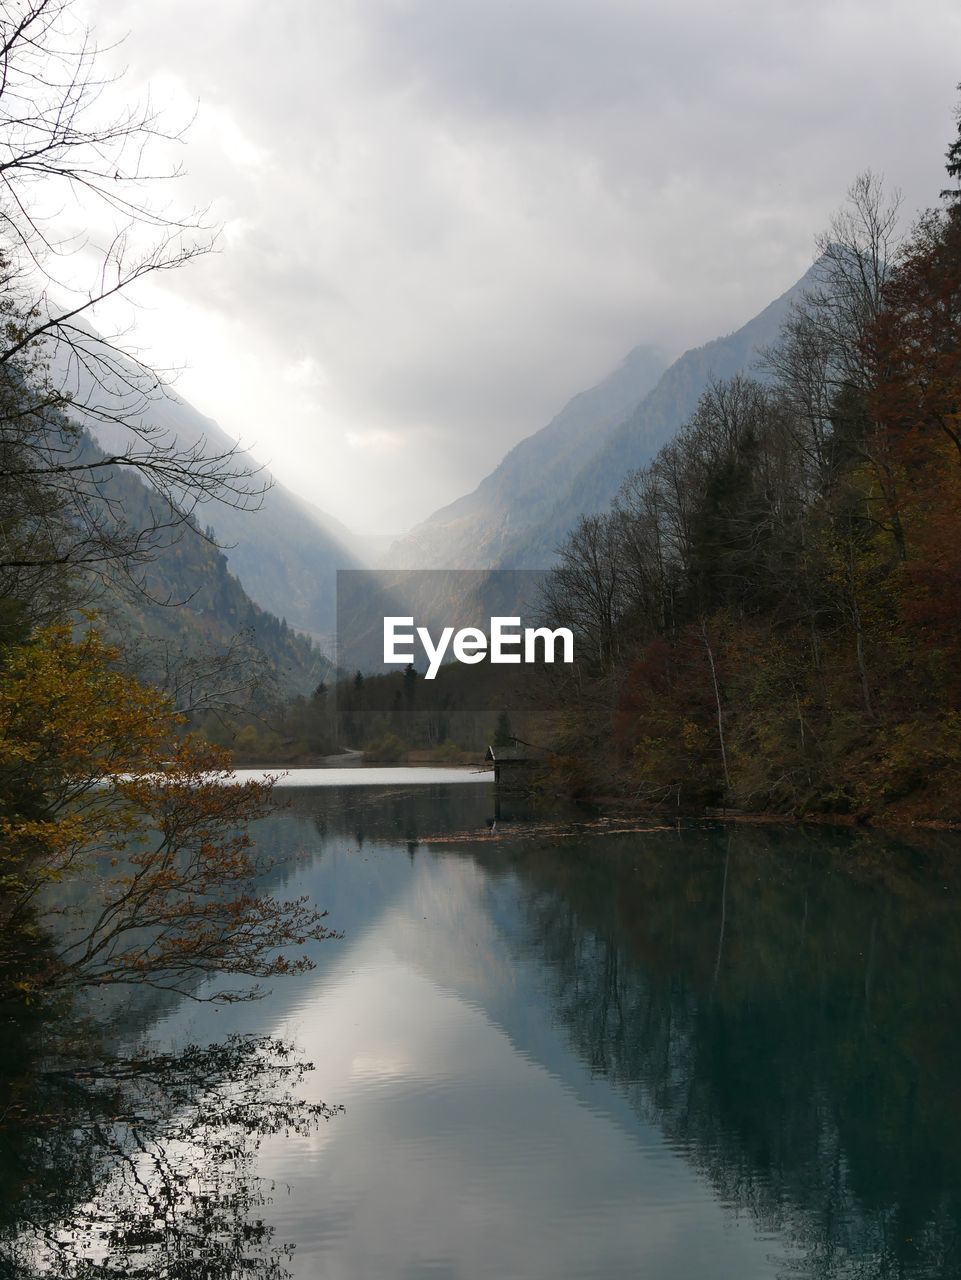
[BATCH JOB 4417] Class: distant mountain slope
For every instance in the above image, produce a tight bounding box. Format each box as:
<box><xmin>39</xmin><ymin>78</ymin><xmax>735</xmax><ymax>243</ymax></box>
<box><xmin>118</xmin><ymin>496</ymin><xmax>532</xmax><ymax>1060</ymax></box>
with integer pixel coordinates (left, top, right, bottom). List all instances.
<box><xmin>49</xmin><ymin>329</ymin><xmax>363</xmax><ymax>637</ymax></box>
<box><xmin>99</xmin><ymin>528</ymin><xmax>332</xmax><ymax>703</ymax></box>
<box><xmin>72</xmin><ymin>435</ymin><xmax>332</xmax><ymax>700</ymax></box>
<box><xmin>387</xmin><ymin>263</ymin><xmax>821</xmax><ymax>571</ymax></box>
<box><xmin>506</xmin><ymin>261</ymin><xmax>822</xmax><ymax>567</ymax></box>
<box><xmin>384</xmin><ymin>343</ymin><xmax>666</xmax><ymax>569</ymax></box>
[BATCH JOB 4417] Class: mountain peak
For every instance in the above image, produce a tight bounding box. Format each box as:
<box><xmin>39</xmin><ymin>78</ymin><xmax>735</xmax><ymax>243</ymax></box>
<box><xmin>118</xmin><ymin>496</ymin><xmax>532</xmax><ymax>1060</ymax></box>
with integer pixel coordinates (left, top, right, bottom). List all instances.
<box><xmin>384</xmin><ymin>341</ymin><xmax>667</xmax><ymax>569</ymax></box>
<box><xmin>385</xmin><ymin>260</ymin><xmax>821</xmax><ymax>573</ymax></box>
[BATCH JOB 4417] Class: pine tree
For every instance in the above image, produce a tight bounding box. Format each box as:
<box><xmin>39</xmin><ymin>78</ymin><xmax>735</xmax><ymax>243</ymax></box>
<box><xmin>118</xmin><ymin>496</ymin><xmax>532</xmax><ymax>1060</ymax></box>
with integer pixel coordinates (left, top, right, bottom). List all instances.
<box><xmin>941</xmin><ymin>83</ymin><xmax>961</xmax><ymax>203</ymax></box>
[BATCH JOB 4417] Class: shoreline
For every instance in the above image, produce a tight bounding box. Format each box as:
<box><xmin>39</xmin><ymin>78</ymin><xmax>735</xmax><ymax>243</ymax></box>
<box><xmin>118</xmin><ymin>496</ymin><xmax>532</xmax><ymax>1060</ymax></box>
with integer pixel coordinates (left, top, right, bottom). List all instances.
<box><xmin>221</xmin><ymin>759</ymin><xmax>961</xmax><ymax>833</ymax></box>
<box><xmin>564</xmin><ymin>792</ymin><xmax>961</xmax><ymax>833</ymax></box>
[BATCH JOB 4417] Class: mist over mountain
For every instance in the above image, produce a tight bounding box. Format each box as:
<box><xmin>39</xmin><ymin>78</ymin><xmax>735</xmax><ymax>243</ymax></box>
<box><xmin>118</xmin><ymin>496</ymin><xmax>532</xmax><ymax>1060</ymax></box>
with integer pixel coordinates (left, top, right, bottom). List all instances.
<box><xmin>49</xmin><ymin>328</ymin><xmax>365</xmax><ymax>638</ymax></box>
<box><xmin>87</xmin><ymin>450</ymin><xmax>331</xmax><ymax>700</ymax></box>
<box><xmin>384</xmin><ymin>343</ymin><xmax>667</xmax><ymax>569</ymax></box>
<box><xmin>386</xmin><ymin>262</ymin><xmax>823</xmax><ymax>571</ymax></box>
<box><xmin>51</xmin><ymin>263</ymin><xmax>824</xmax><ymax>648</ymax></box>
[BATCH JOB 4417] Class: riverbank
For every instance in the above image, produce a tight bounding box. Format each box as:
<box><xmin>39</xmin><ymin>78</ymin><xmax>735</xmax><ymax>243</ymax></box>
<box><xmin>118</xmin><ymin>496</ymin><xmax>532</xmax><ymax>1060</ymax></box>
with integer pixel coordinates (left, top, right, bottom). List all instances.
<box><xmin>549</xmin><ymin>790</ymin><xmax>961</xmax><ymax>833</ymax></box>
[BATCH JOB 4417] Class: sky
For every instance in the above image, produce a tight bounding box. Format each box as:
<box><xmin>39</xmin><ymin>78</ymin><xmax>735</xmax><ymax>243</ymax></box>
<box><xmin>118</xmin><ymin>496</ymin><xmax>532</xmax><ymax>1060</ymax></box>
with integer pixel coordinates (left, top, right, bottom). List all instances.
<box><xmin>76</xmin><ymin>0</ymin><xmax>961</xmax><ymax>536</ymax></box>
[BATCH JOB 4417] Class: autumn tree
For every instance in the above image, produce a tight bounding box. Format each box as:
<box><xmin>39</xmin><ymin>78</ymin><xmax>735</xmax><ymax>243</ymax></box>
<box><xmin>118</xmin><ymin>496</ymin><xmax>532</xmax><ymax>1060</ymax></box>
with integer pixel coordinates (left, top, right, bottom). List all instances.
<box><xmin>0</xmin><ymin>624</ymin><xmax>337</xmax><ymax>1002</ymax></box>
<box><xmin>541</xmin><ymin>153</ymin><xmax>961</xmax><ymax>815</ymax></box>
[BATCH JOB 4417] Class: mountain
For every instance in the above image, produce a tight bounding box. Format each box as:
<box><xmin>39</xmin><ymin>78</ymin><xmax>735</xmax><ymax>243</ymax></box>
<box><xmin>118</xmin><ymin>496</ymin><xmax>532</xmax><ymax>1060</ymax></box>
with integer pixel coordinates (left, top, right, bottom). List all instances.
<box><xmin>384</xmin><ymin>343</ymin><xmax>667</xmax><ymax>569</ymax></box>
<box><xmin>65</xmin><ymin>430</ymin><xmax>332</xmax><ymax>700</ymax></box>
<box><xmin>48</xmin><ymin>328</ymin><xmax>364</xmax><ymax>639</ymax></box>
<box><xmin>508</xmin><ymin>261</ymin><xmax>822</xmax><ymax>567</ymax></box>
<box><xmin>386</xmin><ymin>262</ymin><xmax>821</xmax><ymax>571</ymax></box>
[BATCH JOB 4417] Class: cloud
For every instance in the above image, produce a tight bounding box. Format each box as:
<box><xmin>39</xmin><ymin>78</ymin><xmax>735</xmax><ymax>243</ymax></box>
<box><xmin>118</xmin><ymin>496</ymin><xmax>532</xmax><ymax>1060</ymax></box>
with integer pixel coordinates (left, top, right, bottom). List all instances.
<box><xmin>83</xmin><ymin>0</ymin><xmax>961</xmax><ymax>533</ymax></box>
<box><xmin>345</xmin><ymin>428</ymin><xmax>402</xmax><ymax>452</ymax></box>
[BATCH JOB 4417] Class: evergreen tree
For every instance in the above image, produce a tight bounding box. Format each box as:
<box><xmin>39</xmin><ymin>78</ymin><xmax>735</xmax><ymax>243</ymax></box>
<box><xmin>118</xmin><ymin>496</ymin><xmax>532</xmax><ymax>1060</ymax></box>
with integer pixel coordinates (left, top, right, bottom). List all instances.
<box><xmin>942</xmin><ymin>83</ymin><xmax>961</xmax><ymax>203</ymax></box>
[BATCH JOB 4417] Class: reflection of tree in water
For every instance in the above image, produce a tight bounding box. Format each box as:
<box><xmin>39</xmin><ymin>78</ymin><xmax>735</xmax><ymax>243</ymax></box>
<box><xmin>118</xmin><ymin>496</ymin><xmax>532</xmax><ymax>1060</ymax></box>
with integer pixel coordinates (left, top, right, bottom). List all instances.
<box><xmin>499</xmin><ymin>825</ymin><xmax>961</xmax><ymax>1279</ymax></box>
<box><xmin>277</xmin><ymin>783</ymin><xmax>496</xmax><ymax>852</ymax></box>
<box><xmin>0</xmin><ymin>1018</ymin><xmax>340</xmax><ymax>1279</ymax></box>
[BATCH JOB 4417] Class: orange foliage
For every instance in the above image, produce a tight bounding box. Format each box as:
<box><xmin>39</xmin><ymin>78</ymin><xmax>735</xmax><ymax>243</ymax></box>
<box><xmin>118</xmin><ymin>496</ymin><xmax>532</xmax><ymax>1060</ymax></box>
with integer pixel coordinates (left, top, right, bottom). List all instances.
<box><xmin>0</xmin><ymin>625</ymin><xmax>337</xmax><ymax>1000</ymax></box>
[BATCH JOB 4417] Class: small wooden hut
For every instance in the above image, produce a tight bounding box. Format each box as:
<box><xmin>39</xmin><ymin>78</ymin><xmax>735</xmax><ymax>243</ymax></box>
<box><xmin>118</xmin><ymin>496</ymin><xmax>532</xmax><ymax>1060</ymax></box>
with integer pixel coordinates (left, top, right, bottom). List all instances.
<box><xmin>484</xmin><ymin>743</ymin><xmax>536</xmax><ymax>790</ymax></box>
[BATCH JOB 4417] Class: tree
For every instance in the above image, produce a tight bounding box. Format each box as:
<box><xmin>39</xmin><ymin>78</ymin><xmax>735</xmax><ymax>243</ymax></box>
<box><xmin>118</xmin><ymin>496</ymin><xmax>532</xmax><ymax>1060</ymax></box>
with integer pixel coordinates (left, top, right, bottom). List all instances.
<box><xmin>766</xmin><ymin>172</ymin><xmax>909</xmax><ymax>560</ymax></box>
<box><xmin>0</xmin><ymin>624</ymin><xmax>337</xmax><ymax>1002</ymax></box>
<box><xmin>941</xmin><ymin>83</ymin><xmax>961</xmax><ymax>203</ymax></box>
<box><xmin>493</xmin><ymin>710</ymin><xmax>513</xmax><ymax>749</ymax></box>
<box><xmin>544</xmin><ymin>511</ymin><xmax>626</xmax><ymax>672</ymax></box>
<box><xmin>0</xmin><ymin>0</ymin><xmax>266</xmax><ymax>616</ymax></box>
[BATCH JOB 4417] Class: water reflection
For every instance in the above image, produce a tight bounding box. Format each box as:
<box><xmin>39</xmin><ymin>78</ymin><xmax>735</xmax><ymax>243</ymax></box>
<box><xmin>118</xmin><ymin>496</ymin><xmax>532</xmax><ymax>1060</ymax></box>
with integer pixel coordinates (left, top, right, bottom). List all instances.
<box><xmin>0</xmin><ymin>1020</ymin><xmax>340</xmax><ymax>1279</ymax></box>
<box><xmin>230</xmin><ymin>767</ymin><xmax>494</xmax><ymax>787</ymax></box>
<box><xmin>496</xmin><ymin>824</ymin><xmax>961</xmax><ymax>1279</ymax></box>
<box><xmin>7</xmin><ymin>782</ymin><xmax>961</xmax><ymax>1279</ymax></box>
<box><xmin>230</xmin><ymin>789</ymin><xmax>961</xmax><ymax>1279</ymax></box>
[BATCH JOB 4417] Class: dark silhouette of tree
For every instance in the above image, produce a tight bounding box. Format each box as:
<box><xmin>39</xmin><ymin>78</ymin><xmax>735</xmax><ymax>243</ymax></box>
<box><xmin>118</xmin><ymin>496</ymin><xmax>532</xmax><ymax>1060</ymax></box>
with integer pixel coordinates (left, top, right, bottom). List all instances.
<box><xmin>0</xmin><ymin>0</ymin><xmax>267</xmax><ymax>618</ymax></box>
<box><xmin>0</xmin><ymin>1027</ymin><xmax>341</xmax><ymax>1279</ymax></box>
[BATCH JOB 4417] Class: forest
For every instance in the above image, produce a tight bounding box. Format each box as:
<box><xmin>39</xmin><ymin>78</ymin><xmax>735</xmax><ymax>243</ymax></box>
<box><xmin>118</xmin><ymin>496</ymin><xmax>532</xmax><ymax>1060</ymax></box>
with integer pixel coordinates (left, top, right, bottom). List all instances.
<box><xmin>537</xmin><ymin>152</ymin><xmax>961</xmax><ymax>823</ymax></box>
<box><xmin>228</xmin><ymin>119</ymin><xmax>961</xmax><ymax>814</ymax></box>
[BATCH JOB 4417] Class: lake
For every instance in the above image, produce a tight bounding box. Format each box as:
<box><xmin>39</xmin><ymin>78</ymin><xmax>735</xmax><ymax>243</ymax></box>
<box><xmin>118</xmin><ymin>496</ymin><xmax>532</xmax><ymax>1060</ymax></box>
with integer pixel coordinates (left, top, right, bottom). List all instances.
<box><xmin>10</xmin><ymin>773</ymin><xmax>961</xmax><ymax>1278</ymax></box>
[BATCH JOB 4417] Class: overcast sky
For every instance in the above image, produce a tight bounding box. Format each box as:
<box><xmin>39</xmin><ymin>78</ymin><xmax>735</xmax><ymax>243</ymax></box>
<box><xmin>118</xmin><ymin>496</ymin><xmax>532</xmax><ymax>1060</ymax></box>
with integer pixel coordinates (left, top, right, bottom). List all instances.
<box><xmin>81</xmin><ymin>0</ymin><xmax>961</xmax><ymax>535</ymax></box>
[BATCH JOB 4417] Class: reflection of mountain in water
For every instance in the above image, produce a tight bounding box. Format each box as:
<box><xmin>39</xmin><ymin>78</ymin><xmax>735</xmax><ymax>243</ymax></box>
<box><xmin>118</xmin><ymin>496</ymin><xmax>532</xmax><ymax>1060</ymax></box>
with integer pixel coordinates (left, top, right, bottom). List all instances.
<box><xmin>235</xmin><ymin>791</ymin><xmax>961</xmax><ymax>1280</ymax></box>
<box><xmin>101</xmin><ymin>786</ymin><xmax>961</xmax><ymax>1279</ymax></box>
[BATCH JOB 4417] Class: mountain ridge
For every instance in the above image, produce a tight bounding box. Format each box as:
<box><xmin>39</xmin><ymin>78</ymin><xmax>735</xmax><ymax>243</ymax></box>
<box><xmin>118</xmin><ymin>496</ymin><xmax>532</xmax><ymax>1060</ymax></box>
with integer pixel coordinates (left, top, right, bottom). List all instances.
<box><xmin>47</xmin><ymin>327</ymin><xmax>364</xmax><ymax>638</ymax></box>
<box><xmin>385</xmin><ymin>261</ymin><xmax>822</xmax><ymax>571</ymax></box>
<box><xmin>383</xmin><ymin>342</ymin><xmax>667</xmax><ymax>569</ymax></box>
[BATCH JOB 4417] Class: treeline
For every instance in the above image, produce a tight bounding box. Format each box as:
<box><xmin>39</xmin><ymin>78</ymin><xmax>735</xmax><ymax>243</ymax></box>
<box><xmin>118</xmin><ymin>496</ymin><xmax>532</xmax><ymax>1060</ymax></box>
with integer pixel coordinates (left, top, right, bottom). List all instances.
<box><xmin>541</xmin><ymin>159</ymin><xmax>961</xmax><ymax>821</ymax></box>
<box><xmin>223</xmin><ymin>659</ymin><xmax>527</xmax><ymax>764</ymax></box>
<box><xmin>339</xmin><ymin>661</ymin><xmax>525</xmax><ymax>761</ymax></box>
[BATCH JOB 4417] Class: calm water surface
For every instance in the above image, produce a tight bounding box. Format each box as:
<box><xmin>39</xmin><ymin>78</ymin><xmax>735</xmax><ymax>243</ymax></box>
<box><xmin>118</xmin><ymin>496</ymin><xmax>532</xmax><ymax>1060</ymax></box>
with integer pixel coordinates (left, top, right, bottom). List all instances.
<box><xmin>230</xmin><ymin>766</ymin><xmax>495</xmax><ymax>786</ymax></box>
<box><xmin>25</xmin><ymin>777</ymin><xmax>961</xmax><ymax>1277</ymax></box>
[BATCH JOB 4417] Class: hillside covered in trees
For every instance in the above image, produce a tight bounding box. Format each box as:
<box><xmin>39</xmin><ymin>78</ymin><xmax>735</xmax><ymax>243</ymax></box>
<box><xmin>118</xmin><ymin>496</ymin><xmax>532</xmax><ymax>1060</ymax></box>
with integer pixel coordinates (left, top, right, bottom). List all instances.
<box><xmin>54</xmin><ymin>322</ymin><xmax>366</xmax><ymax>638</ymax></box>
<box><xmin>537</xmin><ymin>154</ymin><xmax>961</xmax><ymax>825</ymax></box>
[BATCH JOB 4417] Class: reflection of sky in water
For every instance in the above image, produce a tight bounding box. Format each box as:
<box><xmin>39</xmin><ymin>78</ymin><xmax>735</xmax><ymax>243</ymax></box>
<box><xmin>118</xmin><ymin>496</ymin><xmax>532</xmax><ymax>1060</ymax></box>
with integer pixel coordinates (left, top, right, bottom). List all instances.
<box><xmin>156</xmin><ymin>805</ymin><xmax>796</xmax><ymax>1280</ymax></box>
<box><xmin>260</xmin><ymin>952</ymin><xmax>784</xmax><ymax>1279</ymax></box>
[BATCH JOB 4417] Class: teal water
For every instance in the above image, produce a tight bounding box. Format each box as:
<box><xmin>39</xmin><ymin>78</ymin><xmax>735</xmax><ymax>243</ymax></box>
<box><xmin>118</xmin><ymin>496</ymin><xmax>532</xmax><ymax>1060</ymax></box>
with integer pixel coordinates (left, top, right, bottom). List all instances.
<box><xmin>9</xmin><ymin>779</ymin><xmax>961</xmax><ymax>1278</ymax></box>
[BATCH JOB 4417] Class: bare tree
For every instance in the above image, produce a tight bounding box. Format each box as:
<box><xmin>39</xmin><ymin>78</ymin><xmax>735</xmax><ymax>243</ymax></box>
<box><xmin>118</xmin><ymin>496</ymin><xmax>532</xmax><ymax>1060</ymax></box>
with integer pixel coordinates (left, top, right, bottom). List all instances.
<box><xmin>810</xmin><ymin>171</ymin><xmax>902</xmax><ymax>394</ymax></box>
<box><xmin>544</xmin><ymin>511</ymin><xmax>627</xmax><ymax>671</ymax></box>
<box><xmin>765</xmin><ymin>172</ymin><xmax>908</xmax><ymax>559</ymax></box>
<box><xmin>0</xmin><ymin>0</ymin><xmax>267</xmax><ymax>614</ymax></box>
